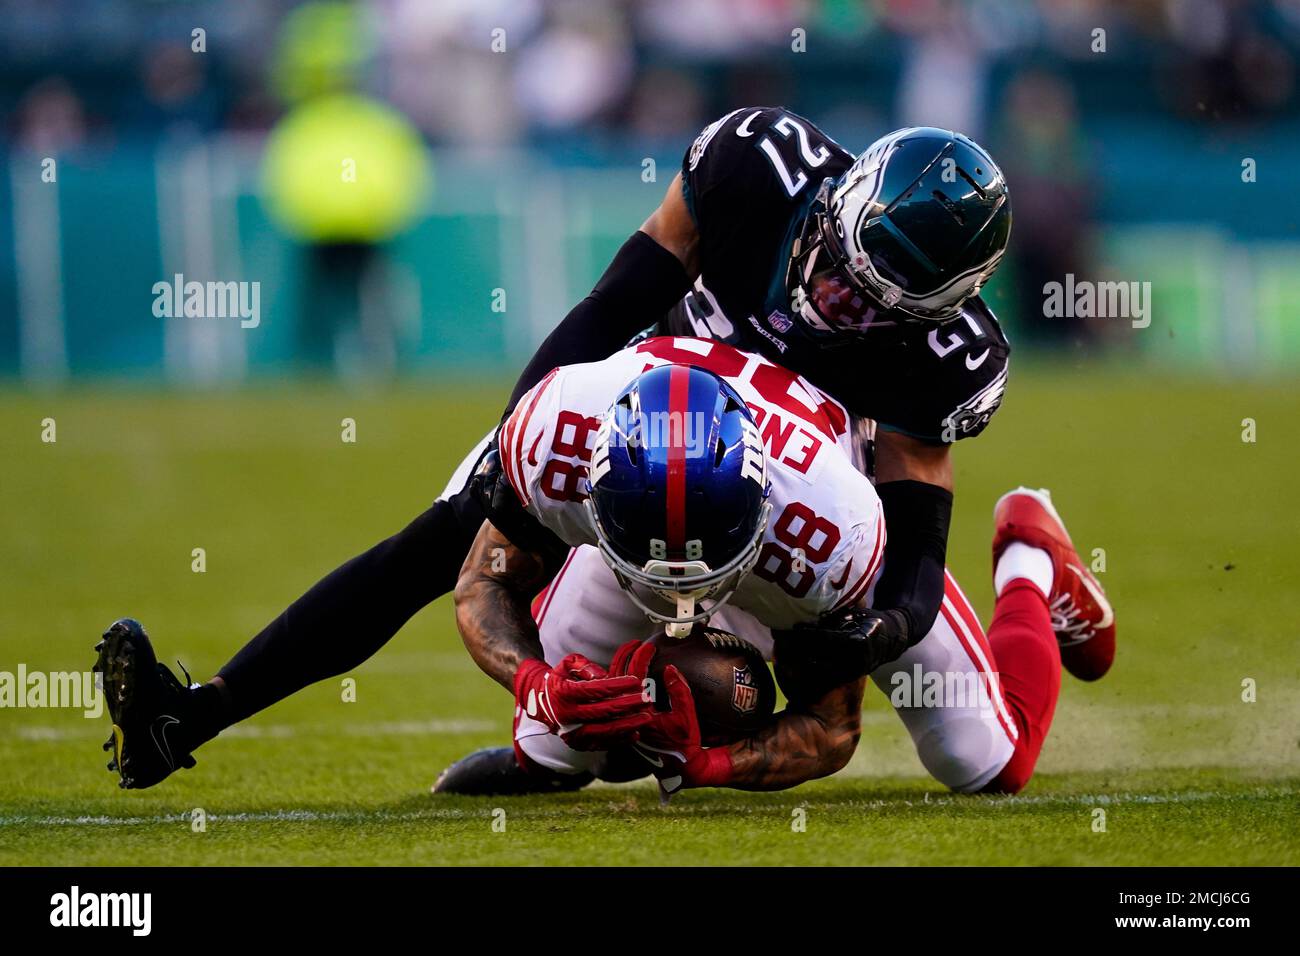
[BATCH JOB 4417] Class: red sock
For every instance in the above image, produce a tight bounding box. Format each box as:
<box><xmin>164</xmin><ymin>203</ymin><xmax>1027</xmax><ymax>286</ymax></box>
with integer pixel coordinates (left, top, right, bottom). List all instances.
<box><xmin>981</xmin><ymin>580</ymin><xmax>1061</xmax><ymax>794</ymax></box>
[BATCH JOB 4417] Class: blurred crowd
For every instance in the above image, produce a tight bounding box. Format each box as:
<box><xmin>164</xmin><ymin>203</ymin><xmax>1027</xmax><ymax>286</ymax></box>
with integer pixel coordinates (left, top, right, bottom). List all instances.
<box><xmin>4</xmin><ymin>0</ymin><xmax>1298</xmax><ymax>152</ymax></box>
<box><xmin>2</xmin><ymin>0</ymin><xmax>1298</xmax><ymax>353</ymax></box>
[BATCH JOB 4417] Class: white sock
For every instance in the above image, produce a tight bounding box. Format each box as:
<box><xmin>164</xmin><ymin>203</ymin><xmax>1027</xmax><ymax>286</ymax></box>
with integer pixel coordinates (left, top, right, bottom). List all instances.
<box><xmin>995</xmin><ymin>542</ymin><xmax>1053</xmax><ymax>599</ymax></box>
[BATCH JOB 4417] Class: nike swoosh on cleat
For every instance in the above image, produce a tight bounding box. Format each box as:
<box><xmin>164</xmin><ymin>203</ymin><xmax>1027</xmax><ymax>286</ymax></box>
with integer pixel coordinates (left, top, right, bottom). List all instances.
<box><xmin>151</xmin><ymin>715</ymin><xmax>180</xmax><ymax>771</ymax></box>
<box><xmin>633</xmin><ymin>745</ymin><xmax>664</xmax><ymax>768</ymax></box>
<box><xmin>1068</xmin><ymin>565</ymin><xmax>1115</xmax><ymax>628</ymax></box>
<box><xmin>965</xmin><ymin>349</ymin><xmax>990</xmax><ymax>370</ymax></box>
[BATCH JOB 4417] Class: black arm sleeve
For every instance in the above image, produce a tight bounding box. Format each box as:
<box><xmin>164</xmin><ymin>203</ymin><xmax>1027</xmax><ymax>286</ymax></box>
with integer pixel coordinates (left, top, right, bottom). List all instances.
<box><xmin>872</xmin><ymin>479</ymin><xmax>953</xmax><ymax>648</ymax></box>
<box><xmin>501</xmin><ymin>230</ymin><xmax>691</xmax><ymax>420</ymax></box>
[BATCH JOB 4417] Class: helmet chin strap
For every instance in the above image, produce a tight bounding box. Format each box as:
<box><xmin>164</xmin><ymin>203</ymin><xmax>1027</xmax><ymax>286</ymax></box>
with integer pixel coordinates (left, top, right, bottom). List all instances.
<box><xmin>665</xmin><ymin>596</ymin><xmax>698</xmax><ymax>638</ymax></box>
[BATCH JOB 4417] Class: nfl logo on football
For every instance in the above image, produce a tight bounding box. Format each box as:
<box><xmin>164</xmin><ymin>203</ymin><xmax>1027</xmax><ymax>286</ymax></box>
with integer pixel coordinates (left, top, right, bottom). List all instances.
<box><xmin>732</xmin><ymin>665</ymin><xmax>760</xmax><ymax>714</ymax></box>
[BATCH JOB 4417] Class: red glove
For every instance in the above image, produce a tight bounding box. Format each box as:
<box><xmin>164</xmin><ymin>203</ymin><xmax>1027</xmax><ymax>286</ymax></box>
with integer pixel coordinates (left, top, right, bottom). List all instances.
<box><xmin>608</xmin><ymin>639</ymin><xmax>655</xmax><ymax>685</ymax></box>
<box><xmin>608</xmin><ymin>640</ymin><xmax>733</xmax><ymax>797</ymax></box>
<box><xmin>636</xmin><ymin>664</ymin><xmax>733</xmax><ymax>798</ymax></box>
<box><xmin>514</xmin><ymin>654</ymin><xmax>652</xmax><ymax>751</ymax></box>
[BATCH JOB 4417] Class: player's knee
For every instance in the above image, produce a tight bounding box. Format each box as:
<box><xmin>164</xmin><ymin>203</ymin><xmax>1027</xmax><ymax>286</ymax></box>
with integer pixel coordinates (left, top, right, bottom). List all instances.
<box><xmin>914</xmin><ymin>719</ymin><xmax>1009</xmax><ymax>793</ymax></box>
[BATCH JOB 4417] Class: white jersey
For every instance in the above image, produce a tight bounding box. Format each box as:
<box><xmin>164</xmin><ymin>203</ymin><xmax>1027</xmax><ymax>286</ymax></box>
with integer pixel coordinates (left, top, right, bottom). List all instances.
<box><xmin>498</xmin><ymin>337</ymin><xmax>885</xmax><ymax>629</ymax></box>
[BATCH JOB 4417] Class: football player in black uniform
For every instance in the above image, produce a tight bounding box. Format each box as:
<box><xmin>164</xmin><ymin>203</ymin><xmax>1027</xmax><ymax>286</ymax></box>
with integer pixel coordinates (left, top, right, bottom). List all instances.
<box><xmin>93</xmin><ymin>110</ymin><xmax>1041</xmax><ymax>792</ymax></box>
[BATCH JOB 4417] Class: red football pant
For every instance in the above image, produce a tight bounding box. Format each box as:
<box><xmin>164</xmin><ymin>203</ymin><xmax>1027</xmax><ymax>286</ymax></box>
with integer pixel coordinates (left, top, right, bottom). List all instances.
<box><xmin>979</xmin><ymin>580</ymin><xmax>1062</xmax><ymax>793</ymax></box>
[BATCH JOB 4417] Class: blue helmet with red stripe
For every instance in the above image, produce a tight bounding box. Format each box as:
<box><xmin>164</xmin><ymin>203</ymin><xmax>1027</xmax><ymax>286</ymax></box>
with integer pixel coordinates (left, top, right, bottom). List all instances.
<box><xmin>585</xmin><ymin>364</ymin><xmax>772</xmax><ymax>636</ymax></box>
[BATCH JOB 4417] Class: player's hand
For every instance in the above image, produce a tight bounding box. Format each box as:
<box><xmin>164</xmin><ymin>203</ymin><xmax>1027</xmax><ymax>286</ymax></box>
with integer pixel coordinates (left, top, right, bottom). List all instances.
<box><xmin>608</xmin><ymin>638</ymin><xmax>655</xmax><ymax>681</ymax></box>
<box><xmin>513</xmin><ymin>654</ymin><xmax>652</xmax><ymax>751</ymax></box>
<box><xmin>773</xmin><ymin>607</ymin><xmax>909</xmax><ymax>703</ymax></box>
<box><xmin>609</xmin><ymin>640</ymin><xmax>733</xmax><ymax>797</ymax></box>
<box><xmin>635</xmin><ymin>664</ymin><xmax>727</xmax><ymax>799</ymax></box>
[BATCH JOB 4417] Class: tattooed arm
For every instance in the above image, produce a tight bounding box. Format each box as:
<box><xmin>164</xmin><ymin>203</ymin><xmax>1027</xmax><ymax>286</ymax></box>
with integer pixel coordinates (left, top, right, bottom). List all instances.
<box><xmin>639</xmin><ymin>658</ymin><xmax>866</xmax><ymax>795</ymax></box>
<box><xmin>722</xmin><ymin>676</ymin><xmax>867</xmax><ymax>791</ymax></box>
<box><xmin>454</xmin><ymin>520</ymin><xmax>557</xmax><ymax>691</ymax></box>
<box><xmin>456</xmin><ymin>520</ymin><xmax>652</xmax><ymax>745</ymax></box>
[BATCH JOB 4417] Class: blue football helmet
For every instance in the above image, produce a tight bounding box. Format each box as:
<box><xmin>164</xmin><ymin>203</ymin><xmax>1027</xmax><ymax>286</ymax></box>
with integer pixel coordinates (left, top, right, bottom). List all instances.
<box><xmin>585</xmin><ymin>364</ymin><xmax>771</xmax><ymax>636</ymax></box>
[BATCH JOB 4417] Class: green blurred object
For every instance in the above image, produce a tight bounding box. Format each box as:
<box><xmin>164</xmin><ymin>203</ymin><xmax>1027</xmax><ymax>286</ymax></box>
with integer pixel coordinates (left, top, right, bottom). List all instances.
<box><xmin>261</xmin><ymin>94</ymin><xmax>432</xmax><ymax>244</ymax></box>
<box><xmin>817</xmin><ymin>0</ymin><xmax>875</xmax><ymax>38</ymax></box>
<box><xmin>271</xmin><ymin>0</ymin><xmax>374</xmax><ymax>105</ymax></box>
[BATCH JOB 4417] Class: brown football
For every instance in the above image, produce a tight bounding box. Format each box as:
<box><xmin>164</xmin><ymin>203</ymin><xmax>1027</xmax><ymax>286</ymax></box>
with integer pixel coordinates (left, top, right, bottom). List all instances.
<box><xmin>646</xmin><ymin>626</ymin><xmax>777</xmax><ymax>747</ymax></box>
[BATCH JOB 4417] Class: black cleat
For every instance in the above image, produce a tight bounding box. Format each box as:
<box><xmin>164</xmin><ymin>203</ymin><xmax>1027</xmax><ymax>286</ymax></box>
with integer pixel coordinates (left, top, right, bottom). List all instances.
<box><xmin>93</xmin><ymin>618</ymin><xmax>199</xmax><ymax>789</ymax></box>
<box><xmin>432</xmin><ymin>747</ymin><xmax>594</xmax><ymax>796</ymax></box>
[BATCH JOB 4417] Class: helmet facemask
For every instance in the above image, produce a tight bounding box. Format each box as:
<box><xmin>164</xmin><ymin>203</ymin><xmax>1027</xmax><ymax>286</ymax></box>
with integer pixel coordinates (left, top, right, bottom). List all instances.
<box><xmin>788</xmin><ymin>179</ymin><xmax>904</xmax><ymax>337</ymax></box>
<box><xmin>787</xmin><ymin>129</ymin><xmax>1010</xmax><ymax>335</ymax></box>
<box><xmin>586</xmin><ymin>497</ymin><xmax>772</xmax><ymax>637</ymax></box>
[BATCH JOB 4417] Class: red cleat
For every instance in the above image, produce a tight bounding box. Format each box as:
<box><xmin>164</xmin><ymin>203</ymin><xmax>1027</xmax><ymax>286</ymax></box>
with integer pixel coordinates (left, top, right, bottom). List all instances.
<box><xmin>992</xmin><ymin>487</ymin><xmax>1116</xmax><ymax>681</ymax></box>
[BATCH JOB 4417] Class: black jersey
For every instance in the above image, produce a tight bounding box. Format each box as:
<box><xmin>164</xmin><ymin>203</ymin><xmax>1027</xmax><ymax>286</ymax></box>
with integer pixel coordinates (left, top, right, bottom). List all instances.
<box><xmin>667</xmin><ymin>106</ymin><xmax>1010</xmax><ymax>444</ymax></box>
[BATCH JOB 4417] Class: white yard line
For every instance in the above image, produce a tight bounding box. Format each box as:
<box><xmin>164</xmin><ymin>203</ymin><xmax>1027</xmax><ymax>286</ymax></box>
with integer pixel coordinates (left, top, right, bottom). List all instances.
<box><xmin>14</xmin><ymin>718</ymin><xmax>497</xmax><ymax>742</ymax></box>
<box><xmin>2</xmin><ymin>787</ymin><xmax>1294</xmax><ymax>829</ymax></box>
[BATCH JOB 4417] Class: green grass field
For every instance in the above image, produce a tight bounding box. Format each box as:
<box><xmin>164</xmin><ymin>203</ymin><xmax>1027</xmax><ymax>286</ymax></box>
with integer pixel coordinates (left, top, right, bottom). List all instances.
<box><xmin>2</xmin><ymin>364</ymin><xmax>1297</xmax><ymax>866</ymax></box>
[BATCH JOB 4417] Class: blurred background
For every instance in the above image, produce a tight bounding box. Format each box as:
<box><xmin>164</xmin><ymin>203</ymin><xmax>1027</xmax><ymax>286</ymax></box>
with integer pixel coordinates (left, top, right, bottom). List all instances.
<box><xmin>1</xmin><ymin>0</ymin><xmax>1299</xmax><ymax>384</ymax></box>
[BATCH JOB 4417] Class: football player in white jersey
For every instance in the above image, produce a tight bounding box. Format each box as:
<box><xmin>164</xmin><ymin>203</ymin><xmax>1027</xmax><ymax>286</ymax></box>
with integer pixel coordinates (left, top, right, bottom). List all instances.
<box><xmin>94</xmin><ymin>119</ymin><xmax>1115</xmax><ymax>798</ymax></box>
<box><xmin>443</xmin><ymin>337</ymin><xmax>1104</xmax><ymax>796</ymax></box>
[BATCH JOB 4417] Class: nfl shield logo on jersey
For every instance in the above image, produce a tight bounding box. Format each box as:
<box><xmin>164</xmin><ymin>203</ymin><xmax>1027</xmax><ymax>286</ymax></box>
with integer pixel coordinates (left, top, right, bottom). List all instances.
<box><xmin>732</xmin><ymin>665</ymin><xmax>760</xmax><ymax>714</ymax></box>
<box><xmin>766</xmin><ymin>310</ymin><xmax>793</xmax><ymax>333</ymax></box>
